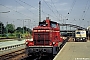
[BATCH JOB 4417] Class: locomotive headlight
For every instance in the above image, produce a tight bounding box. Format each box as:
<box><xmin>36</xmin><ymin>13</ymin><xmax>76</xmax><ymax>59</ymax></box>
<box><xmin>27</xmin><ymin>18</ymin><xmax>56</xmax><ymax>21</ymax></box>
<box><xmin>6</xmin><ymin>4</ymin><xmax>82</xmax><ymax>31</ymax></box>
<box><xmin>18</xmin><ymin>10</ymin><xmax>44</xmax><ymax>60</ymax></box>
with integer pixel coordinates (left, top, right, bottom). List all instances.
<box><xmin>53</xmin><ymin>42</ymin><xmax>55</xmax><ymax>44</ymax></box>
<box><xmin>80</xmin><ymin>38</ymin><xmax>82</xmax><ymax>40</ymax></box>
<box><xmin>26</xmin><ymin>38</ymin><xmax>33</xmax><ymax>41</ymax></box>
<box><xmin>83</xmin><ymin>38</ymin><xmax>85</xmax><ymax>39</ymax></box>
<box><xmin>25</xmin><ymin>42</ymin><xmax>28</xmax><ymax>44</ymax></box>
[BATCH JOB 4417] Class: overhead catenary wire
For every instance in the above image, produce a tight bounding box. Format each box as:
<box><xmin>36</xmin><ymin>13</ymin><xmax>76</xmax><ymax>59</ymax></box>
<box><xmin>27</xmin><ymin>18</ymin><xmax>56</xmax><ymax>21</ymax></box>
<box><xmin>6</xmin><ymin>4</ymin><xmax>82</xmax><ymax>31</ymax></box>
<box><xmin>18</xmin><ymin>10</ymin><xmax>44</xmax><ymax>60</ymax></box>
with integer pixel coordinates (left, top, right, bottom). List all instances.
<box><xmin>65</xmin><ymin>0</ymin><xmax>76</xmax><ymax>24</ymax></box>
<box><xmin>50</xmin><ymin>0</ymin><xmax>69</xmax><ymax>24</ymax></box>
<box><xmin>50</xmin><ymin>0</ymin><xmax>62</xmax><ymax>20</ymax></box>
<box><xmin>18</xmin><ymin>0</ymin><xmax>45</xmax><ymax>20</ymax></box>
<box><xmin>15</xmin><ymin>0</ymin><xmax>39</xmax><ymax>20</ymax></box>
<box><xmin>19</xmin><ymin>0</ymin><xmax>59</xmax><ymax>20</ymax></box>
<box><xmin>81</xmin><ymin>0</ymin><xmax>90</xmax><ymax>20</ymax></box>
<box><xmin>50</xmin><ymin>0</ymin><xmax>68</xmax><ymax>24</ymax></box>
<box><xmin>0</xmin><ymin>4</ymin><xmax>20</xmax><ymax>18</ymax></box>
<box><xmin>43</xmin><ymin>0</ymin><xmax>60</xmax><ymax>20</ymax></box>
<box><xmin>0</xmin><ymin>3</ymin><xmax>39</xmax><ymax>28</ymax></box>
<box><xmin>19</xmin><ymin>0</ymin><xmax>37</xmax><ymax>10</ymax></box>
<box><xmin>68</xmin><ymin>0</ymin><xmax>76</xmax><ymax>15</ymax></box>
<box><xmin>45</xmin><ymin>0</ymin><xmax>60</xmax><ymax>20</ymax></box>
<box><xmin>0</xmin><ymin>4</ymin><xmax>32</xmax><ymax>20</ymax></box>
<box><xmin>15</xmin><ymin>0</ymin><xmax>37</xmax><ymax>17</ymax></box>
<box><xmin>19</xmin><ymin>0</ymin><xmax>50</xmax><ymax>19</ymax></box>
<box><xmin>41</xmin><ymin>9</ymin><xmax>57</xmax><ymax>19</ymax></box>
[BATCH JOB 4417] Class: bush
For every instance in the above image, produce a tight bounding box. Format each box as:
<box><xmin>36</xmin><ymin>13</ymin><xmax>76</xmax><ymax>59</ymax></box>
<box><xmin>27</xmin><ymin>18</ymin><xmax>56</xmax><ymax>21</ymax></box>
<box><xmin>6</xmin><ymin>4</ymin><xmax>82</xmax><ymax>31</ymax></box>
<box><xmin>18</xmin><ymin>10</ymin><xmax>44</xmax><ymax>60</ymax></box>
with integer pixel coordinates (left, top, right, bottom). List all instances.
<box><xmin>16</xmin><ymin>34</ymin><xmax>21</xmax><ymax>38</ymax></box>
<box><xmin>9</xmin><ymin>34</ymin><xmax>15</xmax><ymax>36</ymax></box>
<box><xmin>0</xmin><ymin>34</ymin><xmax>2</xmax><ymax>37</ymax></box>
<box><xmin>2</xmin><ymin>34</ymin><xmax>6</xmax><ymax>37</ymax></box>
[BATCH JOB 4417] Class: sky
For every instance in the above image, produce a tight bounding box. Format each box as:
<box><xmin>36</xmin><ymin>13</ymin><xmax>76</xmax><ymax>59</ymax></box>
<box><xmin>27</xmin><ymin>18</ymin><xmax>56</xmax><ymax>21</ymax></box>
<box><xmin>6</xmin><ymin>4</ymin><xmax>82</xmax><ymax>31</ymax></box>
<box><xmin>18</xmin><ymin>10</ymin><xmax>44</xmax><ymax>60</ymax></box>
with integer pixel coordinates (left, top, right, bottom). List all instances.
<box><xmin>0</xmin><ymin>0</ymin><xmax>90</xmax><ymax>30</ymax></box>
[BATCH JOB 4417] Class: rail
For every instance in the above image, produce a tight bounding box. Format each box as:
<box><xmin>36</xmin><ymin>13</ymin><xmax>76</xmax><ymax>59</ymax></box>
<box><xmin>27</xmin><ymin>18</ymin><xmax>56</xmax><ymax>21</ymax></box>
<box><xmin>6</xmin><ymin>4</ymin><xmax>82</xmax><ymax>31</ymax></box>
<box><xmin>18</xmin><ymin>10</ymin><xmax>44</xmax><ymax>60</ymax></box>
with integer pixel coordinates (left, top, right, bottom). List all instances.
<box><xmin>0</xmin><ymin>43</ymin><xmax>27</xmax><ymax>60</ymax></box>
<box><xmin>0</xmin><ymin>48</ymin><xmax>27</xmax><ymax>60</ymax></box>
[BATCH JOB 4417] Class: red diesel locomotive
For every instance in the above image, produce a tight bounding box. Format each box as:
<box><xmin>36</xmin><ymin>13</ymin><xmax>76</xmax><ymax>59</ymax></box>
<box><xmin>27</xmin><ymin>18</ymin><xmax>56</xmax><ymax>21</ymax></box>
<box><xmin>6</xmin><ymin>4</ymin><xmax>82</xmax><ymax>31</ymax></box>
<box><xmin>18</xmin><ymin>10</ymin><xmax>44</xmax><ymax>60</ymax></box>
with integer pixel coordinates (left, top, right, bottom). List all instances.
<box><xmin>25</xmin><ymin>17</ymin><xmax>63</xmax><ymax>56</ymax></box>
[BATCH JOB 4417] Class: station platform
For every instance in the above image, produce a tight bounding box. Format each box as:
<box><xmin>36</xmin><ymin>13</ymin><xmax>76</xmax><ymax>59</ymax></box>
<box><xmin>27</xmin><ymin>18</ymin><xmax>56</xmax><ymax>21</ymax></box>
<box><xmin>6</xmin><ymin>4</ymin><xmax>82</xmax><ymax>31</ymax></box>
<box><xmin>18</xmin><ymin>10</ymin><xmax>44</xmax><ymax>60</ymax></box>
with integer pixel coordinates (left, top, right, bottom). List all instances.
<box><xmin>0</xmin><ymin>39</ymin><xmax>26</xmax><ymax>56</ymax></box>
<box><xmin>0</xmin><ymin>39</ymin><xmax>25</xmax><ymax>48</ymax></box>
<box><xmin>53</xmin><ymin>42</ymin><xmax>90</xmax><ymax>60</ymax></box>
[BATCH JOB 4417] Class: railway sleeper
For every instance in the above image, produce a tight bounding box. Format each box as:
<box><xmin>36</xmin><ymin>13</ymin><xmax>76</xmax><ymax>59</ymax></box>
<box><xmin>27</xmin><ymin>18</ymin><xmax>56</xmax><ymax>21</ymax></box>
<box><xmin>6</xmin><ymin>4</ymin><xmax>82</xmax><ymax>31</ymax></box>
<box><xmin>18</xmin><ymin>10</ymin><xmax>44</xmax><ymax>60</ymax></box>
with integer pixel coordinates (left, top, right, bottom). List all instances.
<box><xmin>0</xmin><ymin>49</ymin><xmax>26</xmax><ymax>60</ymax></box>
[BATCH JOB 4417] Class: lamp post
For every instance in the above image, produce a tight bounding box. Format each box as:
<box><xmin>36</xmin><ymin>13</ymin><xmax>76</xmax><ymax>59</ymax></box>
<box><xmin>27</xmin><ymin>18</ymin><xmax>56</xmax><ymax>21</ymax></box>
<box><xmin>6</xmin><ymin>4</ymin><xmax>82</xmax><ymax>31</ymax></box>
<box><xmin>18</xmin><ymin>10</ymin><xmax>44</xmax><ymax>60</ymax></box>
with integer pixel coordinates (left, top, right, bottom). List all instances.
<box><xmin>23</xmin><ymin>19</ymin><xmax>31</xmax><ymax>34</ymax></box>
<box><xmin>24</xmin><ymin>19</ymin><xmax>31</xmax><ymax>29</ymax></box>
<box><xmin>24</xmin><ymin>19</ymin><xmax>31</xmax><ymax>35</ymax></box>
<box><xmin>17</xmin><ymin>19</ymin><xmax>24</xmax><ymax>34</ymax></box>
<box><xmin>87</xmin><ymin>21</ymin><xmax>90</xmax><ymax>40</ymax></box>
<box><xmin>17</xmin><ymin>19</ymin><xmax>31</xmax><ymax>34</ymax></box>
<box><xmin>6</xmin><ymin>22</ymin><xmax>8</xmax><ymax>38</ymax></box>
<box><xmin>1</xmin><ymin>23</ymin><xmax>2</xmax><ymax>35</ymax></box>
<box><xmin>0</xmin><ymin>11</ymin><xmax>10</xmax><ymax>37</ymax></box>
<box><xmin>0</xmin><ymin>21</ymin><xmax>2</xmax><ymax>35</ymax></box>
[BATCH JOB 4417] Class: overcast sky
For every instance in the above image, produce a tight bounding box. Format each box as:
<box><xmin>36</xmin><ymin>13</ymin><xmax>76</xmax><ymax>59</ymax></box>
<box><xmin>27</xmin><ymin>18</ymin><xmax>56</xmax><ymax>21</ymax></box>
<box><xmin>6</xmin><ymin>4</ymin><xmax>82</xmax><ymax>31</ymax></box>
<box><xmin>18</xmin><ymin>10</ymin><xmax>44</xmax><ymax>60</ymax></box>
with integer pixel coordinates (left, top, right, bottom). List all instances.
<box><xmin>0</xmin><ymin>0</ymin><xmax>90</xmax><ymax>29</ymax></box>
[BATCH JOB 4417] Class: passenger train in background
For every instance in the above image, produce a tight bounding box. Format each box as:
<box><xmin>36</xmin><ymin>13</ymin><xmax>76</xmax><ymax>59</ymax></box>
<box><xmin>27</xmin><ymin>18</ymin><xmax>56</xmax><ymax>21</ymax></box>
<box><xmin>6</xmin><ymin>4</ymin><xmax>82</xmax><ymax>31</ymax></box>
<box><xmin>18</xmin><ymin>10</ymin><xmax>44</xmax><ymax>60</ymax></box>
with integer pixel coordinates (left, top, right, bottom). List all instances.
<box><xmin>25</xmin><ymin>17</ymin><xmax>63</xmax><ymax>57</ymax></box>
<box><xmin>75</xmin><ymin>29</ymin><xmax>87</xmax><ymax>42</ymax></box>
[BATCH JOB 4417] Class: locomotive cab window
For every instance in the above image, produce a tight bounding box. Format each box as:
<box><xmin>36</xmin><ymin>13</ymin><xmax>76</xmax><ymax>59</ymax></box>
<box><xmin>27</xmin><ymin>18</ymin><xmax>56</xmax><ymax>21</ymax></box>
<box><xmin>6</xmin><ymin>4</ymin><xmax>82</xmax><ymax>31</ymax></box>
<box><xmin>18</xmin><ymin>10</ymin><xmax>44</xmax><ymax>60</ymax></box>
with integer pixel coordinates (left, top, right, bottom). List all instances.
<box><xmin>39</xmin><ymin>21</ymin><xmax>48</xmax><ymax>26</ymax></box>
<box><xmin>50</xmin><ymin>21</ymin><xmax>57</xmax><ymax>28</ymax></box>
<box><xmin>76</xmin><ymin>32</ymin><xmax>80</xmax><ymax>34</ymax></box>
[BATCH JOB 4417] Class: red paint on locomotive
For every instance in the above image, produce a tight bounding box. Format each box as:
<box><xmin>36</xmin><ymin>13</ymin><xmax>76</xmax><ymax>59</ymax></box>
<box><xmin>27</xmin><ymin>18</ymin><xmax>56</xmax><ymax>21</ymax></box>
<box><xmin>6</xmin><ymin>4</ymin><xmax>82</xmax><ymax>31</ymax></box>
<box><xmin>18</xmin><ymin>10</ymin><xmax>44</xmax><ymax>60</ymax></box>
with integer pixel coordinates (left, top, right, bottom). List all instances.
<box><xmin>26</xmin><ymin>17</ymin><xmax>63</xmax><ymax>56</ymax></box>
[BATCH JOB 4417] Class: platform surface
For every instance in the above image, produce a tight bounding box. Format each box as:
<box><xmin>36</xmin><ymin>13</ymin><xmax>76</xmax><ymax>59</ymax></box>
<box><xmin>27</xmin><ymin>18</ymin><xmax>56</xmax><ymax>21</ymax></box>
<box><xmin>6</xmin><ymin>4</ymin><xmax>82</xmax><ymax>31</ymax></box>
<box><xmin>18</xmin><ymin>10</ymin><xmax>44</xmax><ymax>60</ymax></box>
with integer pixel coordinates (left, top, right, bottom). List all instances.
<box><xmin>0</xmin><ymin>39</ymin><xmax>25</xmax><ymax>48</ymax></box>
<box><xmin>53</xmin><ymin>42</ymin><xmax>90</xmax><ymax>60</ymax></box>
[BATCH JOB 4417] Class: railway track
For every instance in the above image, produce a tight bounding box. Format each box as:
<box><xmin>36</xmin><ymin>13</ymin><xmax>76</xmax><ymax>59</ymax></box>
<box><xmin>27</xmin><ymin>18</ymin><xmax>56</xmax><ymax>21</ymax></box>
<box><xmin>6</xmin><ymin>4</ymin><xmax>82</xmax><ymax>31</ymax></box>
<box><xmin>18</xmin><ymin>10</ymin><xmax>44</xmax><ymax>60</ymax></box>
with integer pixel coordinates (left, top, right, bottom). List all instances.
<box><xmin>23</xmin><ymin>55</ymin><xmax>54</xmax><ymax>60</ymax></box>
<box><xmin>0</xmin><ymin>48</ymin><xmax>27</xmax><ymax>60</ymax></box>
<box><xmin>0</xmin><ymin>37</ymin><xmax>72</xmax><ymax>60</ymax></box>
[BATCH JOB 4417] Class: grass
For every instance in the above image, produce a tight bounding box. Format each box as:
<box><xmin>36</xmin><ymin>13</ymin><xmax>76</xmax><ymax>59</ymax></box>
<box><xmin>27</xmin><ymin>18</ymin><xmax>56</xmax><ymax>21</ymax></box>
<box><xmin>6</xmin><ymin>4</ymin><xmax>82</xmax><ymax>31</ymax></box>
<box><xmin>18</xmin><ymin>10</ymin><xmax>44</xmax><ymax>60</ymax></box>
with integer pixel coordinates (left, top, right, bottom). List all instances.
<box><xmin>0</xmin><ymin>40</ymin><xmax>14</xmax><ymax>42</ymax></box>
<box><xmin>0</xmin><ymin>33</ymin><xmax>32</xmax><ymax>42</ymax></box>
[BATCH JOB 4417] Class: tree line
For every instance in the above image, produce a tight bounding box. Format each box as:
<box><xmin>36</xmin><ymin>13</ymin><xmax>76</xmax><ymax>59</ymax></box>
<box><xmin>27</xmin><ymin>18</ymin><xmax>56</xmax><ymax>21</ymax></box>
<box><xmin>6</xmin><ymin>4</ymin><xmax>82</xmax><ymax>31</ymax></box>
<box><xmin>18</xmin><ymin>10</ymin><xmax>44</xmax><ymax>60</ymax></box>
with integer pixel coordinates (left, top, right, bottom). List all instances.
<box><xmin>0</xmin><ymin>21</ymin><xmax>32</xmax><ymax>37</ymax></box>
